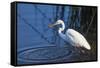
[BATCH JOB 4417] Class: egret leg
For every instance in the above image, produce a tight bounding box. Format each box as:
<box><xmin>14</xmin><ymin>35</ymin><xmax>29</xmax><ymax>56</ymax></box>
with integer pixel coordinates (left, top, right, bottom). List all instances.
<box><xmin>74</xmin><ymin>46</ymin><xmax>79</xmax><ymax>53</ymax></box>
<box><xmin>74</xmin><ymin>46</ymin><xmax>84</xmax><ymax>54</ymax></box>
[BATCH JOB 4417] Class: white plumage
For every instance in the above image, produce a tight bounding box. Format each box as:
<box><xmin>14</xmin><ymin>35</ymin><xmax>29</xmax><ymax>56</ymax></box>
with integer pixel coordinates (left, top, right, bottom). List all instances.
<box><xmin>48</xmin><ymin>20</ymin><xmax>91</xmax><ymax>50</ymax></box>
<box><xmin>66</xmin><ymin>29</ymin><xmax>91</xmax><ymax>50</ymax></box>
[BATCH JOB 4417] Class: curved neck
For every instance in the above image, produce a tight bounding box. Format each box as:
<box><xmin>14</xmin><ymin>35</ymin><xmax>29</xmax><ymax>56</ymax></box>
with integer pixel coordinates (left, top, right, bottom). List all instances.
<box><xmin>58</xmin><ymin>23</ymin><xmax>68</xmax><ymax>41</ymax></box>
<box><xmin>57</xmin><ymin>21</ymin><xmax>69</xmax><ymax>42</ymax></box>
<box><xmin>58</xmin><ymin>22</ymin><xmax>65</xmax><ymax>33</ymax></box>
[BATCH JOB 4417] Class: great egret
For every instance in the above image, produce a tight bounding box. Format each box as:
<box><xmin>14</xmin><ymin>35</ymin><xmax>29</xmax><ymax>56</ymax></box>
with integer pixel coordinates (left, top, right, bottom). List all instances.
<box><xmin>48</xmin><ymin>20</ymin><xmax>91</xmax><ymax>52</ymax></box>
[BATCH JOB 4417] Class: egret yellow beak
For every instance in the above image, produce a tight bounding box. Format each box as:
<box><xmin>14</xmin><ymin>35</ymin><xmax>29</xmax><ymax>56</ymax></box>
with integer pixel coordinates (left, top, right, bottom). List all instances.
<box><xmin>48</xmin><ymin>22</ymin><xmax>58</xmax><ymax>28</ymax></box>
<box><xmin>48</xmin><ymin>24</ymin><xmax>54</xmax><ymax>28</ymax></box>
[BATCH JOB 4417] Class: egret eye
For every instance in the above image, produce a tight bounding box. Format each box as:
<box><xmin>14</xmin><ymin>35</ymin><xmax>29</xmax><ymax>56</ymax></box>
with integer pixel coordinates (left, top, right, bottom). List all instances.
<box><xmin>57</xmin><ymin>24</ymin><xmax>62</xmax><ymax>28</ymax></box>
<box><xmin>52</xmin><ymin>24</ymin><xmax>62</xmax><ymax>31</ymax></box>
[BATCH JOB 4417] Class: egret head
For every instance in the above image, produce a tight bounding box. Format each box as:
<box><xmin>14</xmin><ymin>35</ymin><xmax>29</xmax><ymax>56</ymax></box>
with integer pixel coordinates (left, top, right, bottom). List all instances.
<box><xmin>48</xmin><ymin>20</ymin><xmax>64</xmax><ymax>28</ymax></box>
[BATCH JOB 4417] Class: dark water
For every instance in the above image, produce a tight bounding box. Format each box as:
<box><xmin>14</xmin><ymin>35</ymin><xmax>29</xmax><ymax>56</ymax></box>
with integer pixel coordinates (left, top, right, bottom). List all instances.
<box><xmin>18</xmin><ymin>45</ymin><xmax>72</xmax><ymax>64</ymax></box>
<box><xmin>17</xmin><ymin>44</ymin><xmax>95</xmax><ymax>65</ymax></box>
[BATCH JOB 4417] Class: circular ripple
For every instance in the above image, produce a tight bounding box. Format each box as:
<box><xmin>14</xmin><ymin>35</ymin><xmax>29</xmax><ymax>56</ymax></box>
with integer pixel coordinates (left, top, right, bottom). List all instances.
<box><xmin>18</xmin><ymin>46</ymin><xmax>72</xmax><ymax>63</ymax></box>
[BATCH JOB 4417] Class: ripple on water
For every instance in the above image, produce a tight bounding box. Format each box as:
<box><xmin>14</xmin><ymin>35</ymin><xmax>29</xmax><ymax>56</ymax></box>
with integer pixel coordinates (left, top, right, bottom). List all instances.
<box><xmin>18</xmin><ymin>46</ymin><xmax>73</xmax><ymax>63</ymax></box>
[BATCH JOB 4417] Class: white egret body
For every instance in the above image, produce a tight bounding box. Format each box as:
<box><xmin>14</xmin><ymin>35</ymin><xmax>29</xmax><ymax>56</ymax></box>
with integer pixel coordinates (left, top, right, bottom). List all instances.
<box><xmin>48</xmin><ymin>20</ymin><xmax>91</xmax><ymax>50</ymax></box>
